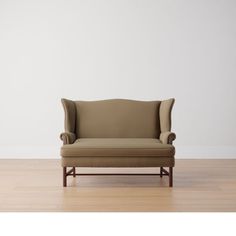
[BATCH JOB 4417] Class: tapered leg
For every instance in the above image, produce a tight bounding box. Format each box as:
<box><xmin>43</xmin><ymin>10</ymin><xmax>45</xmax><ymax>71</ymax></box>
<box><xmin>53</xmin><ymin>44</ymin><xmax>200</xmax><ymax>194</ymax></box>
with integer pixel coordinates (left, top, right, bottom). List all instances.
<box><xmin>160</xmin><ymin>167</ymin><xmax>163</xmax><ymax>178</ymax></box>
<box><xmin>63</xmin><ymin>167</ymin><xmax>67</xmax><ymax>187</ymax></box>
<box><xmin>169</xmin><ymin>167</ymin><xmax>173</xmax><ymax>187</ymax></box>
<box><xmin>73</xmin><ymin>167</ymin><xmax>76</xmax><ymax>177</ymax></box>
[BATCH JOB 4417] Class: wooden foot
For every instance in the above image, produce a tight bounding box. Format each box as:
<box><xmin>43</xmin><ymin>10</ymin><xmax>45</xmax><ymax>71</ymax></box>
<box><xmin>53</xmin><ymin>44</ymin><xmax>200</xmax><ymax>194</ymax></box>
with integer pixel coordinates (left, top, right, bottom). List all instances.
<box><xmin>169</xmin><ymin>167</ymin><xmax>173</xmax><ymax>187</ymax></box>
<box><xmin>63</xmin><ymin>167</ymin><xmax>67</xmax><ymax>187</ymax></box>
<box><xmin>160</xmin><ymin>167</ymin><xmax>163</xmax><ymax>178</ymax></box>
<box><xmin>73</xmin><ymin>167</ymin><xmax>76</xmax><ymax>177</ymax></box>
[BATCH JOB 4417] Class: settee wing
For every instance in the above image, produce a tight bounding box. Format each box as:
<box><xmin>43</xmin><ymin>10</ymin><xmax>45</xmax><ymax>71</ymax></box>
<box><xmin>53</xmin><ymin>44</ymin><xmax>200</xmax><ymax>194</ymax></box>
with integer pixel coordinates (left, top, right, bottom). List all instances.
<box><xmin>159</xmin><ymin>98</ymin><xmax>175</xmax><ymax>133</ymax></box>
<box><xmin>61</xmin><ymin>98</ymin><xmax>76</xmax><ymax>133</ymax></box>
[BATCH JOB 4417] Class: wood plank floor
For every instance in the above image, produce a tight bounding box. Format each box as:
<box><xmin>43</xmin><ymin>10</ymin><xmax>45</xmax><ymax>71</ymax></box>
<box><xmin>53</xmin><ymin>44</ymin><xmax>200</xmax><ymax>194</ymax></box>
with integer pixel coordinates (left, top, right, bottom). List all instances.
<box><xmin>0</xmin><ymin>159</ymin><xmax>236</xmax><ymax>212</ymax></box>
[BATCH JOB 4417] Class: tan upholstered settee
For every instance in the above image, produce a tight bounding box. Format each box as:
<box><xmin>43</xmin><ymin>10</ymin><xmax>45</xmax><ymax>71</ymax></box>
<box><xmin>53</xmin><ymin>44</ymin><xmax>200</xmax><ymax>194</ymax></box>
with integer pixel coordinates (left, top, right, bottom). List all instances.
<box><xmin>60</xmin><ymin>98</ymin><xmax>176</xmax><ymax>187</ymax></box>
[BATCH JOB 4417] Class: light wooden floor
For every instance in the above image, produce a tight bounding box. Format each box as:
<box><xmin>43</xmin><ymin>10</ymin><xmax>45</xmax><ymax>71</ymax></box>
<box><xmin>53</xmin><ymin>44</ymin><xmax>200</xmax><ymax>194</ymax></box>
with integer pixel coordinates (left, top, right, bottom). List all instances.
<box><xmin>0</xmin><ymin>159</ymin><xmax>236</xmax><ymax>212</ymax></box>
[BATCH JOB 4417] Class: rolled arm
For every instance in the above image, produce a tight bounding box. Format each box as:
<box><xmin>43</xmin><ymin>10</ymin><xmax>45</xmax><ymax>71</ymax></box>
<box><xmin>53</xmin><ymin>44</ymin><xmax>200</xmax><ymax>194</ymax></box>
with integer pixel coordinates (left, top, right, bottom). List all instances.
<box><xmin>60</xmin><ymin>132</ymin><xmax>76</xmax><ymax>145</ymax></box>
<box><xmin>160</xmin><ymin>131</ymin><xmax>176</xmax><ymax>144</ymax></box>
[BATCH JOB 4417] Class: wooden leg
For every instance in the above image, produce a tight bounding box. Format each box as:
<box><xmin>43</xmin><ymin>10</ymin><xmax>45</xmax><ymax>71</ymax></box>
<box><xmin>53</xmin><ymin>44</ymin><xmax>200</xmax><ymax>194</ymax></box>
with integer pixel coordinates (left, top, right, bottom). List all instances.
<box><xmin>160</xmin><ymin>167</ymin><xmax>163</xmax><ymax>178</ymax></box>
<box><xmin>73</xmin><ymin>167</ymin><xmax>76</xmax><ymax>177</ymax></box>
<box><xmin>169</xmin><ymin>167</ymin><xmax>173</xmax><ymax>187</ymax></box>
<box><xmin>63</xmin><ymin>167</ymin><xmax>67</xmax><ymax>187</ymax></box>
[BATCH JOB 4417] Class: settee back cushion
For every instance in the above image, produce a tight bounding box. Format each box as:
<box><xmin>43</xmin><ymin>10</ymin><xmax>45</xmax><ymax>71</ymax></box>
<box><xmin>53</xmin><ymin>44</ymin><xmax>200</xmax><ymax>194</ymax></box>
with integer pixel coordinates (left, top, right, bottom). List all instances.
<box><xmin>75</xmin><ymin>99</ymin><xmax>161</xmax><ymax>138</ymax></box>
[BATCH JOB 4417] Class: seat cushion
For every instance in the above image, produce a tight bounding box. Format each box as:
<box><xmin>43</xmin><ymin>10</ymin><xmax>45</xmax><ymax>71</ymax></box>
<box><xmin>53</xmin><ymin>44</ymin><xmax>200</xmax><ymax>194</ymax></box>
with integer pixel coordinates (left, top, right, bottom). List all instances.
<box><xmin>61</xmin><ymin>138</ymin><xmax>175</xmax><ymax>157</ymax></box>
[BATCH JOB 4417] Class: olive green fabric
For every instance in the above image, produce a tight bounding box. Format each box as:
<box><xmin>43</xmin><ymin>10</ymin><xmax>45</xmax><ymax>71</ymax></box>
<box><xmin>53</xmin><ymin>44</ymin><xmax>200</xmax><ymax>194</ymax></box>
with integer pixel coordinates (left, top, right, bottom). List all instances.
<box><xmin>75</xmin><ymin>99</ymin><xmax>161</xmax><ymax>138</ymax></box>
<box><xmin>61</xmin><ymin>156</ymin><xmax>175</xmax><ymax>167</ymax></box>
<box><xmin>159</xmin><ymin>98</ymin><xmax>175</xmax><ymax>133</ymax></box>
<box><xmin>61</xmin><ymin>98</ymin><xmax>175</xmax><ymax>138</ymax></box>
<box><xmin>61</xmin><ymin>138</ymin><xmax>175</xmax><ymax>157</ymax></box>
<box><xmin>61</xmin><ymin>98</ymin><xmax>76</xmax><ymax>133</ymax></box>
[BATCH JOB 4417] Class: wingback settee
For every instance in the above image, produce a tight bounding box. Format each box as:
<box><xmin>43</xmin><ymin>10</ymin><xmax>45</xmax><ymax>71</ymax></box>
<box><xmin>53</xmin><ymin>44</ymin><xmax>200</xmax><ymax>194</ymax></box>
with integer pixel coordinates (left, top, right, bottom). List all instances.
<box><xmin>60</xmin><ymin>98</ymin><xmax>176</xmax><ymax>187</ymax></box>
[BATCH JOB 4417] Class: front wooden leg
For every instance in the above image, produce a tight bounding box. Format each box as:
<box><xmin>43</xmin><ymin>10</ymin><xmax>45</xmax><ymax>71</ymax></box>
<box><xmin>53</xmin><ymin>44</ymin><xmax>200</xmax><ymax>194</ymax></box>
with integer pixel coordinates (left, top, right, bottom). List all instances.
<box><xmin>73</xmin><ymin>167</ymin><xmax>76</xmax><ymax>177</ymax></box>
<box><xmin>169</xmin><ymin>167</ymin><xmax>173</xmax><ymax>187</ymax></box>
<box><xmin>63</xmin><ymin>167</ymin><xmax>67</xmax><ymax>187</ymax></box>
<box><xmin>160</xmin><ymin>167</ymin><xmax>163</xmax><ymax>178</ymax></box>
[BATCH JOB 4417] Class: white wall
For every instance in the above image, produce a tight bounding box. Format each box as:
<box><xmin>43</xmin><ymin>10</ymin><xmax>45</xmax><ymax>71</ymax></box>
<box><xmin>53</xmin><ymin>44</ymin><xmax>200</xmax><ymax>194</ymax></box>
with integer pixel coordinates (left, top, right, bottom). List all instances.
<box><xmin>0</xmin><ymin>0</ymin><xmax>236</xmax><ymax>158</ymax></box>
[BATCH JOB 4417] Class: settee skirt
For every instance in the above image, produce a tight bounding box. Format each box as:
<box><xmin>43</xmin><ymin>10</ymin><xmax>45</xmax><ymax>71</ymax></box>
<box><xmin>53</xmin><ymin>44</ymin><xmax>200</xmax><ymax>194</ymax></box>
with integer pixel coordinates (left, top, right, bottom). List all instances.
<box><xmin>61</xmin><ymin>156</ymin><xmax>175</xmax><ymax>168</ymax></box>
